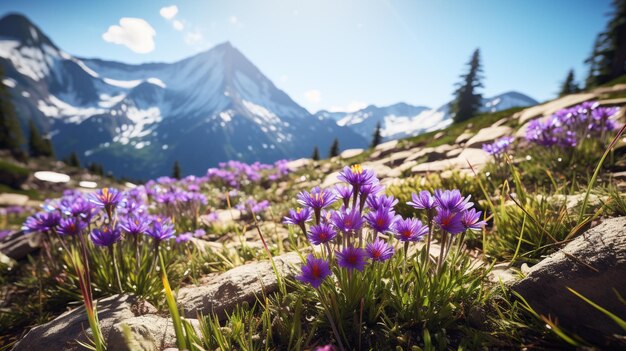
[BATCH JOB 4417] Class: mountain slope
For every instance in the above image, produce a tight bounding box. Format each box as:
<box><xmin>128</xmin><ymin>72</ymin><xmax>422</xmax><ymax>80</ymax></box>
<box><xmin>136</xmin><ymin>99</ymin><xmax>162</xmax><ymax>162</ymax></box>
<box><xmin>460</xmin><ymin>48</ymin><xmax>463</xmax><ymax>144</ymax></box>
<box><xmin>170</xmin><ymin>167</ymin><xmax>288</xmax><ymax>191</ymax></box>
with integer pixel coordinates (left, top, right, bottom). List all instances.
<box><xmin>316</xmin><ymin>92</ymin><xmax>538</xmax><ymax>141</ymax></box>
<box><xmin>0</xmin><ymin>14</ymin><xmax>367</xmax><ymax>179</ymax></box>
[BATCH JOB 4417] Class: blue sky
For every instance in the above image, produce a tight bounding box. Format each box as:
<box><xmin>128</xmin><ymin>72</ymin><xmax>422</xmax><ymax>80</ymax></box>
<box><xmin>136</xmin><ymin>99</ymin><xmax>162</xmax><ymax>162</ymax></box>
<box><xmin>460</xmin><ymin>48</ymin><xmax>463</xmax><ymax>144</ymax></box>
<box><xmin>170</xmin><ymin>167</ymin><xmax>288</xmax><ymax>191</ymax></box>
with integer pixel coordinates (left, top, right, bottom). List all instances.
<box><xmin>0</xmin><ymin>0</ymin><xmax>612</xmax><ymax>112</ymax></box>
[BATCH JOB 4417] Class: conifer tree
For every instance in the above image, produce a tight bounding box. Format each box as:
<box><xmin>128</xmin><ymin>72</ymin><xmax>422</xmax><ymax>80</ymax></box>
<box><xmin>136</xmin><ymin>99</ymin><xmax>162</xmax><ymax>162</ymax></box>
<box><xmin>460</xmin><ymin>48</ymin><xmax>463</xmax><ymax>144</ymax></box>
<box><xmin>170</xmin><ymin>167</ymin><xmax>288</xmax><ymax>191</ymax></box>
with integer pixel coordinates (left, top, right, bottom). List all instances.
<box><xmin>28</xmin><ymin>119</ymin><xmax>53</xmax><ymax>157</ymax></box>
<box><xmin>172</xmin><ymin>160</ymin><xmax>181</xmax><ymax>179</ymax></box>
<box><xmin>371</xmin><ymin>122</ymin><xmax>383</xmax><ymax>148</ymax></box>
<box><xmin>585</xmin><ymin>0</ymin><xmax>626</xmax><ymax>87</ymax></box>
<box><xmin>559</xmin><ymin>69</ymin><xmax>580</xmax><ymax>97</ymax></box>
<box><xmin>0</xmin><ymin>65</ymin><xmax>24</xmax><ymax>155</ymax></box>
<box><xmin>452</xmin><ymin>49</ymin><xmax>484</xmax><ymax>123</ymax></box>
<box><xmin>68</xmin><ymin>151</ymin><xmax>80</xmax><ymax>168</ymax></box>
<box><xmin>311</xmin><ymin>146</ymin><xmax>320</xmax><ymax>161</ymax></box>
<box><xmin>329</xmin><ymin>138</ymin><xmax>340</xmax><ymax>158</ymax></box>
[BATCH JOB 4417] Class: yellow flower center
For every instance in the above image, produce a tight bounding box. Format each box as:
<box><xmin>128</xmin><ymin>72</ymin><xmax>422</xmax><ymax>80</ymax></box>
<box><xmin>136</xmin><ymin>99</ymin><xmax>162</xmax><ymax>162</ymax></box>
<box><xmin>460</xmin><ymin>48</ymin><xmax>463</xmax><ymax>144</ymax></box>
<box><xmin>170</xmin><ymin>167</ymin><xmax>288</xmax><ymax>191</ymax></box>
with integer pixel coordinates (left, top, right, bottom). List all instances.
<box><xmin>351</xmin><ymin>164</ymin><xmax>363</xmax><ymax>175</ymax></box>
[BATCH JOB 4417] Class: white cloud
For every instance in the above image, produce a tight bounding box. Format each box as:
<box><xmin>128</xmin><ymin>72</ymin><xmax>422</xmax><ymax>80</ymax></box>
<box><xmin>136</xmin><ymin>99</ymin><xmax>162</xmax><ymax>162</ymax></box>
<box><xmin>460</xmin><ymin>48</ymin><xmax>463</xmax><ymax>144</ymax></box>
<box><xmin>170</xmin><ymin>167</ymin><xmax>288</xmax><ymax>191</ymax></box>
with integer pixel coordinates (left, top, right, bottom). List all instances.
<box><xmin>229</xmin><ymin>16</ymin><xmax>239</xmax><ymax>24</ymax></box>
<box><xmin>160</xmin><ymin>5</ymin><xmax>178</xmax><ymax>20</ymax></box>
<box><xmin>279</xmin><ymin>74</ymin><xmax>289</xmax><ymax>83</ymax></box>
<box><xmin>184</xmin><ymin>29</ymin><xmax>203</xmax><ymax>45</ymax></box>
<box><xmin>304</xmin><ymin>90</ymin><xmax>322</xmax><ymax>104</ymax></box>
<box><xmin>328</xmin><ymin>101</ymin><xmax>367</xmax><ymax>113</ymax></box>
<box><xmin>172</xmin><ymin>19</ymin><xmax>184</xmax><ymax>31</ymax></box>
<box><xmin>102</xmin><ymin>18</ymin><xmax>156</xmax><ymax>54</ymax></box>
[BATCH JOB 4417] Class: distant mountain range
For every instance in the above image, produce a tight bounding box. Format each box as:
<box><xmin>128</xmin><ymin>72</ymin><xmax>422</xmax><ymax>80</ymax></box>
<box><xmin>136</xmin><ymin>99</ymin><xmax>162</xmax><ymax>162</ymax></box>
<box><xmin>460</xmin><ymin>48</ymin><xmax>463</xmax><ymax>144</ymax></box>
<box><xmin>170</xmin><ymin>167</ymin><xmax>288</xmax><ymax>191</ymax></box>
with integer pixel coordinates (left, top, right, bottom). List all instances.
<box><xmin>0</xmin><ymin>13</ymin><xmax>538</xmax><ymax>179</ymax></box>
<box><xmin>315</xmin><ymin>92</ymin><xmax>538</xmax><ymax>141</ymax></box>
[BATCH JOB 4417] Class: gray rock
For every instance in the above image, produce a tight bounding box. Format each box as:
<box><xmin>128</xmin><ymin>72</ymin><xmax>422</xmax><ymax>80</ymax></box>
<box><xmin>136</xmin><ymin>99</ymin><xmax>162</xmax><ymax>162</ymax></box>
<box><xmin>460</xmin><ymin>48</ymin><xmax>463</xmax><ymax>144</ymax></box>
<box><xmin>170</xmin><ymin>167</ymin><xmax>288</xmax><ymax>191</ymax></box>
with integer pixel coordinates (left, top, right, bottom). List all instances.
<box><xmin>0</xmin><ymin>193</ymin><xmax>29</xmax><ymax>206</ymax></box>
<box><xmin>455</xmin><ymin>131</ymin><xmax>474</xmax><ymax>145</ymax></box>
<box><xmin>464</xmin><ymin>126</ymin><xmax>512</xmax><ymax>148</ymax></box>
<box><xmin>411</xmin><ymin>148</ymin><xmax>490</xmax><ymax>174</ymax></box>
<box><xmin>487</xmin><ymin>263</ymin><xmax>520</xmax><ymax>285</ymax></box>
<box><xmin>360</xmin><ymin>161</ymin><xmax>401</xmax><ymax>179</ymax></box>
<box><xmin>13</xmin><ymin>295</ymin><xmax>157</xmax><ymax>351</ymax></box>
<box><xmin>177</xmin><ymin>252</ymin><xmax>301</xmax><ymax>319</ymax></box>
<box><xmin>339</xmin><ymin>148</ymin><xmax>364</xmax><ymax>159</ymax></box>
<box><xmin>0</xmin><ymin>231</ymin><xmax>42</xmax><ymax>260</ymax></box>
<box><xmin>511</xmin><ymin>217</ymin><xmax>626</xmax><ymax>341</ymax></box>
<box><xmin>107</xmin><ymin>314</ymin><xmax>201</xmax><ymax>351</ymax></box>
<box><xmin>405</xmin><ymin>145</ymin><xmax>454</xmax><ymax>163</ymax></box>
<box><xmin>286</xmin><ymin>158</ymin><xmax>312</xmax><ymax>171</ymax></box>
<box><xmin>370</xmin><ymin>140</ymin><xmax>399</xmax><ymax>159</ymax></box>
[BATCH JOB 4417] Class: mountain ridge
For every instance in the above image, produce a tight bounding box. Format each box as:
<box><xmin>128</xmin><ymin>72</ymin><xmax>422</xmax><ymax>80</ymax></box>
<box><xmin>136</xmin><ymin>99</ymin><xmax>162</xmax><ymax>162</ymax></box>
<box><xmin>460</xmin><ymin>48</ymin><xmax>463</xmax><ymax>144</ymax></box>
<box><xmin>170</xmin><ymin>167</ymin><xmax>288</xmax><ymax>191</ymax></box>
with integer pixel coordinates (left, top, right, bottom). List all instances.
<box><xmin>315</xmin><ymin>91</ymin><xmax>538</xmax><ymax>141</ymax></box>
<box><xmin>0</xmin><ymin>14</ymin><xmax>367</xmax><ymax>179</ymax></box>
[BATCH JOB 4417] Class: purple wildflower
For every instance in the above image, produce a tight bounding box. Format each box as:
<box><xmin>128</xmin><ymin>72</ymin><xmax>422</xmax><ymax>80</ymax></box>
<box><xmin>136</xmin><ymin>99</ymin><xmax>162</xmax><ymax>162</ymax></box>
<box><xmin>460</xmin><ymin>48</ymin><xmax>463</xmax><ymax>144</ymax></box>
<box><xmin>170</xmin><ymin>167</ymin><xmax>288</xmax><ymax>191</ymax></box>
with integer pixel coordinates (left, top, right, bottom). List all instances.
<box><xmin>336</xmin><ymin>246</ymin><xmax>367</xmax><ymax>271</ymax></box>
<box><xmin>89</xmin><ymin>188</ymin><xmax>123</xmax><ymax>212</ymax></box>
<box><xmin>434</xmin><ymin>208</ymin><xmax>465</xmax><ymax>234</ymax></box>
<box><xmin>119</xmin><ymin>216</ymin><xmax>150</xmax><ymax>236</ymax></box>
<box><xmin>365</xmin><ymin>238</ymin><xmax>394</xmax><ymax>262</ymax></box>
<box><xmin>337</xmin><ymin>164</ymin><xmax>377</xmax><ymax>188</ymax></box>
<box><xmin>461</xmin><ymin>208</ymin><xmax>487</xmax><ymax>231</ymax></box>
<box><xmin>297</xmin><ymin>254</ymin><xmax>332</xmax><ymax>288</ymax></box>
<box><xmin>146</xmin><ymin>218</ymin><xmax>175</xmax><ymax>242</ymax></box>
<box><xmin>90</xmin><ymin>226</ymin><xmax>122</xmax><ymax>247</ymax></box>
<box><xmin>433</xmin><ymin>189</ymin><xmax>473</xmax><ymax>212</ymax></box>
<box><xmin>333</xmin><ymin>185</ymin><xmax>353</xmax><ymax>207</ymax></box>
<box><xmin>176</xmin><ymin>232</ymin><xmax>193</xmax><ymax>243</ymax></box>
<box><xmin>22</xmin><ymin>211</ymin><xmax>61</xmax><ymax>232</ymax></box>
<box><xmin>330</xmin><ymin>207</ymin><xmax>365</xmax><ymax>232</ymax></box>
<box><xmin>482</xmin><ymin>136</ymin><xmax>514</xmax><ymax>156</ymax></box>
<box><xmin>297</xmin><ymin>187</ymin><xmax>337</xmax><ymax>211</ymax></box>
<box><xmin>393</xmin><ymin>217</ymin><xmax>428</xmax><ymax>242</ymax></box>
<box><xmin>307</xmin><ymin>223</ymin><xmax>337</xmax><ymax>245</ymax></box>
<box><xmin>407</xmin><ymin>190</ymin><xmax>436</xmax><ymax>210</ymax></box>
<box><xmin>364</xmin><ymin>206</ymin><xmax>396</xmax><ymax>233</ymax></box>
<box><xmin>283</xmin><ymin>207</ymin><xmax>313</xmax><ymax>228</ymax></box>
<box><xmin>366</xmin><ymin>194</ymin><xmax>398</xmax><ymax>211</ymax></box>
<box><xmin>56</xmin><ymin>217</ymin><xmax>87</xmax><ymax>236</ymax></box>
<box><xmin>193</xmin><ymin>229</ymin><xmax>206</xmax><ymax>237</ymax></box>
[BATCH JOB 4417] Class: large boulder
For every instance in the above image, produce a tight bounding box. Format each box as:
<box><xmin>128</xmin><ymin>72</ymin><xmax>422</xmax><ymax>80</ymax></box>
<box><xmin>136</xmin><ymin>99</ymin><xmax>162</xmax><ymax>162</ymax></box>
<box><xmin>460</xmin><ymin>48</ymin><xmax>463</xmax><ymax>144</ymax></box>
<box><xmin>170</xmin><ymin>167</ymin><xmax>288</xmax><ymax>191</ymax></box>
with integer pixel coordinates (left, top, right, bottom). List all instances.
<box><xmin>13</xmin><ymin>295</ymin><xmax>157</xmax><ymax>351</ymax></box>
<box><xmin>511</xmin><ymin>217</ymin><xmax>626</xmax><ymax>343</ymax></box>
<box><xmin>177</xmin><ymin>252</ymin><xmax>301</xmax><ymax>319</ymax></box>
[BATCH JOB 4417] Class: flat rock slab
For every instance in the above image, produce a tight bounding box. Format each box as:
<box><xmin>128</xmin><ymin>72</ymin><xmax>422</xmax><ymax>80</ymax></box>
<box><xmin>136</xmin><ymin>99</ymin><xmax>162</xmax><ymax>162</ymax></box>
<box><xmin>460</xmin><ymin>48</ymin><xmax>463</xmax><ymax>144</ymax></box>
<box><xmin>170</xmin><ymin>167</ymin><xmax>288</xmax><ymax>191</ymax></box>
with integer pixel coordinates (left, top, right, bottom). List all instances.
<box><xmin>0</xmin><ymin>193</ymin><xmax>29</xmax><ymax>206</ymax></box>
<box><xmin>340</xmin><ymin>148</ymin><xmax>364</xmax><ymax>159</ymax></box>
<box><xmin>286</xmin><ymin>158</ymin><xmax>312</xmax><ymax>171</ymax></box>
<box><xmin>177</xmin><ymin>252</ymin><xmax>301</xmax><ymax>319</ymax></box>
<box><xmin>464</xmin><ymin>126</ymin><xmax>513</xmax><ymax>148</ymax></box>
<box><xmin>370</xmin><ymin>140</ymin><xmax>399</xmax><ymax>159</ymax></box>
<box><xmin>0</xmin><ymin>231</ymin><xmax>42</xmax><ymax>260</ymax></box>
<box><xmin>411</xmin><ymin>148</ymin><xmax>490</xmax><ymax>174</ymax></box>
<box><xmin>13</xmin><ymin>295</ymin><xmax>157</xmax><ymax>351</ymax></box>
<box><xmin>511</xmin><ymin>217</ymin><xmax>626</xmax><ymax>342</ymax></box>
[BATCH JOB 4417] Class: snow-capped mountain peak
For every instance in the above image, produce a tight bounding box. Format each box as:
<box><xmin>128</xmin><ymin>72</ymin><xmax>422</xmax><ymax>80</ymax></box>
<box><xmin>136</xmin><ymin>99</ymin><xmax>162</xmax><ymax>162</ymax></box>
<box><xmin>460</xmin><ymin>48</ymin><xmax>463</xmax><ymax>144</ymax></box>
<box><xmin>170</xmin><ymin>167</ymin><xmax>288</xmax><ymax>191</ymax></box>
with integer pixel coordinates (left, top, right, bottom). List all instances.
<box><xmin>0</xmin><ymin>14</ymin><xmax>366</xmax><ymax>179</ymax></box>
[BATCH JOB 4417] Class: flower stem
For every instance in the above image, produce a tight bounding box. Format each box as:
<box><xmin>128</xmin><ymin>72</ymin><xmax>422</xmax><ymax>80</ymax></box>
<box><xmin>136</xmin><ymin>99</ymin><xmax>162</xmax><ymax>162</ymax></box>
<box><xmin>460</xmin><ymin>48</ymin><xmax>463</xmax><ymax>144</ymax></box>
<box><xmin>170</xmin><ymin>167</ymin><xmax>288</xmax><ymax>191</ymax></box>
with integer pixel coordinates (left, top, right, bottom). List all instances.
<box><xmin>109</xmin><ymin>245</ymin><xmax>123</xmax><ymax>293</ymax></box>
